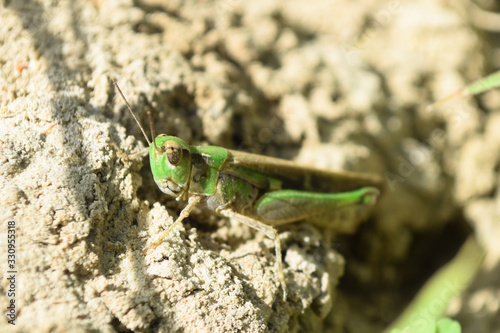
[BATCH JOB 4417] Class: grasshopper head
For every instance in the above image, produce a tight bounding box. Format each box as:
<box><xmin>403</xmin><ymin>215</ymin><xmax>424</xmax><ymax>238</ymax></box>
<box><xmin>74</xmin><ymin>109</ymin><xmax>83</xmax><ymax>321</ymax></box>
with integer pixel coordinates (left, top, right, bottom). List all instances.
<box><xmin>111</xmin><ymin>81</ymin><xmax>193</xmax><ymax>198</ymax></box>
<box><xmin>149</xmin><ymin>135</ymin><xmax>192</xmax><ymax>198</ymax></box>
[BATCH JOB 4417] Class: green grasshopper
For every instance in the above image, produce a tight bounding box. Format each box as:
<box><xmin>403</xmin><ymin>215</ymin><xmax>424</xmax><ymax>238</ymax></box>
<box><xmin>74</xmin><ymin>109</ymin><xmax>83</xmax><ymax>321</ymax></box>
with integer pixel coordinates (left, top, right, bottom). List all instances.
<box><xmin>113</xmin><ymin>81</ymin><xmax>382</xmax><ymax>300</ymax></box>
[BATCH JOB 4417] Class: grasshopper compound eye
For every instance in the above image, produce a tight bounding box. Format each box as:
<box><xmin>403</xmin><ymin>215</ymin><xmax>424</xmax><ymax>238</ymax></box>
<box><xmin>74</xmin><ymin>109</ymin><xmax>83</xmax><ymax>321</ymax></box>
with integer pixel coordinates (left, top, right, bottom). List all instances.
<box><xmin>164</xmin><ymin>140</ymin><xmax>183</xmax><ymax>166</ymax></box>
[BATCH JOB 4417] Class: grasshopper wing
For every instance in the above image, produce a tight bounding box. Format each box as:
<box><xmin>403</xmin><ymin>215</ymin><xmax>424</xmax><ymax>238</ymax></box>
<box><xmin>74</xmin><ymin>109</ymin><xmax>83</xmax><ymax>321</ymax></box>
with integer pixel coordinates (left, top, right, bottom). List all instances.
<box><xmin>219</xmin><ymin>150</ymin><xmax>381</xmax><ymax>232</ymax></box>
<box><xmin>224</xmin><ymin>149</ymin><xmax>384</xmax><ymax>193</ymax></box>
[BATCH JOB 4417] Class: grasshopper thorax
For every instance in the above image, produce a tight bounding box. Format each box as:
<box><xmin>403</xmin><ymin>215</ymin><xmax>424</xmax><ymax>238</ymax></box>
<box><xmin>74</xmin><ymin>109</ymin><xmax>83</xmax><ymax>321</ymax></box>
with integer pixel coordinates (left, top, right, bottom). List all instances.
<box><xmin>150</xmin><ymin>135</ymin><xmax>192</xmax><ymax>198</ymax></box>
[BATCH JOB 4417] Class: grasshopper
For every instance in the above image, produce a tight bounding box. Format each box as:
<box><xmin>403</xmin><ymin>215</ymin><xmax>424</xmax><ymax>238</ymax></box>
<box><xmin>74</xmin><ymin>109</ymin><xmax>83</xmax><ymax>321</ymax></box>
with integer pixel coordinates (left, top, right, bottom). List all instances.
<box><xmin>113</xmin><ymin>80</ymin><xmax>382</xmax><ymax>300</ymax></box>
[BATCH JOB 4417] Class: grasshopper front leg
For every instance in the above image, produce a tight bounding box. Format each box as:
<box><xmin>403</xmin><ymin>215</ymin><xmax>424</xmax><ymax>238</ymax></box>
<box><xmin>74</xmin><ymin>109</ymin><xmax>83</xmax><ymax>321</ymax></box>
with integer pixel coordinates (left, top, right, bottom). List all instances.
<box><xmin>218</xmin><ymin>209</ymin><xmax>287</xmax><ymax>301</ymax></box>
<box><xmin>143</xmin><ymin>195</ymin><xmax>202</xmax><ymax>254</ymax></box>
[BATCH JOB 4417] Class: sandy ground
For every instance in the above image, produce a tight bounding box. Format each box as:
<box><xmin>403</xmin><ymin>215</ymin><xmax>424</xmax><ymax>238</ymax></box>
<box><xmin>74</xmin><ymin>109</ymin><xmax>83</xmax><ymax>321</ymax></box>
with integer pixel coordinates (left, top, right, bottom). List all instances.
<box><xmin>0</xmin><ymin>0</ymin><xmax>499</xmax><ymax>332</ymax></box>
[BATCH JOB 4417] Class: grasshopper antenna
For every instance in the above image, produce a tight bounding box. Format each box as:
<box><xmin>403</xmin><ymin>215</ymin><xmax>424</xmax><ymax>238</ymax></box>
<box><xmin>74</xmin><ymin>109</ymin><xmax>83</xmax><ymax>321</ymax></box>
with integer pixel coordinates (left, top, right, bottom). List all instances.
<box><xmin>113</xmin><ymin>79</ymin><xmax>152</xmax><ymax>146</ymax></box>
<box><xmin>147</xmin><ymin>111</ymin><xmax>159</xmax><ymax>152</ymax></box>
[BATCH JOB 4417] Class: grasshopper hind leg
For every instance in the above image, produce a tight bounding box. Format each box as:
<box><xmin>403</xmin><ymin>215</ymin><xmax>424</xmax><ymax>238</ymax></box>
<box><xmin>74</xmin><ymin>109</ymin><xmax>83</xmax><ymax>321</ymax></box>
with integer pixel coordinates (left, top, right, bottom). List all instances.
<box><xmin>218</xmin><ymin>209</ymin><xmax>287</xmax><ymax>301</ymax></box>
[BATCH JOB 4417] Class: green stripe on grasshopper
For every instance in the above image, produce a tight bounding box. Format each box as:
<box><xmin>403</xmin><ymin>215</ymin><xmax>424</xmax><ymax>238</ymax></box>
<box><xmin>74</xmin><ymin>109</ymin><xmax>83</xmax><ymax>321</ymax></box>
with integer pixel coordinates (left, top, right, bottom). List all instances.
<box><xmin>113</xmin><ymin>80</ymin><xmax>382</xmax><ymax>301</ymax></box>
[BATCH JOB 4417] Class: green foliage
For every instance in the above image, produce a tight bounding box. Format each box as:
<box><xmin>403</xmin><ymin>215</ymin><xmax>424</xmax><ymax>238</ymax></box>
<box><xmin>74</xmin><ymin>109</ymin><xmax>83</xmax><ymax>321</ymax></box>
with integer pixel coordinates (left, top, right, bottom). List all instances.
<box><xmin>389</xmin><ymin>317</ymin><xmax>461</xmax><ymax>333</ymax></box>
<box><xmin>384</xmin><ymin>237</ymin><xmax>483</xmax><ymax>333</ymax></box>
